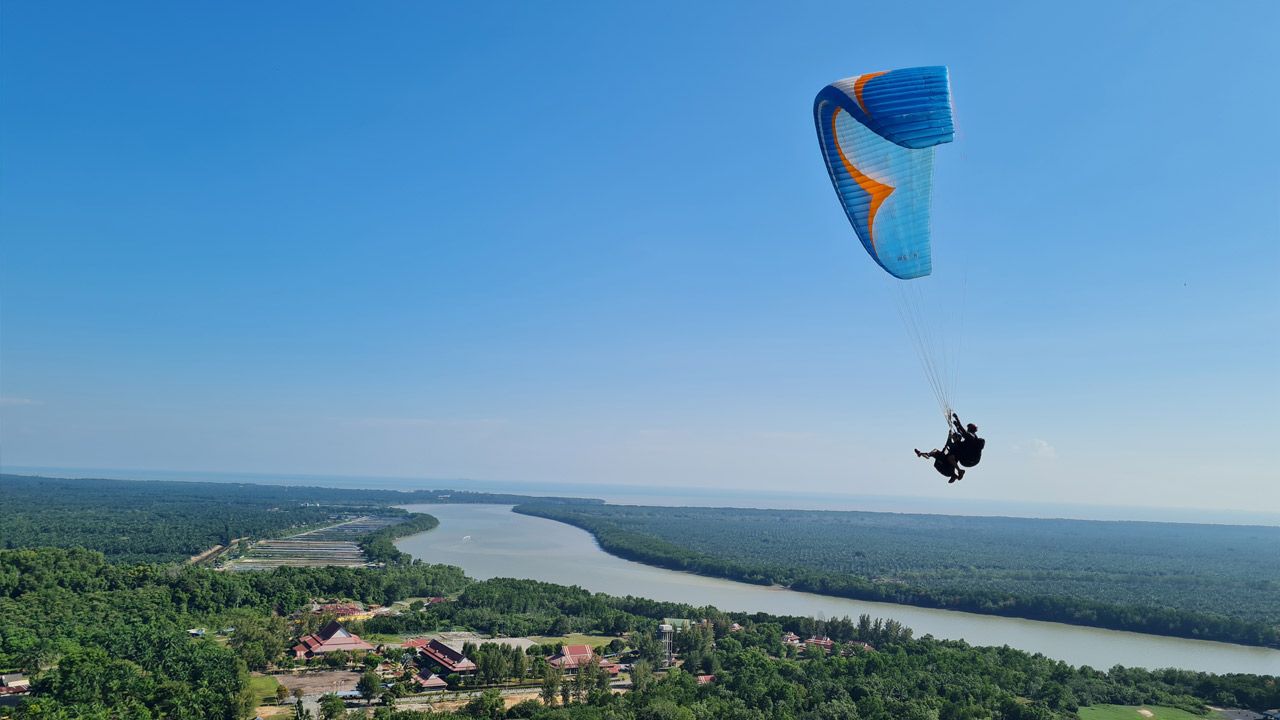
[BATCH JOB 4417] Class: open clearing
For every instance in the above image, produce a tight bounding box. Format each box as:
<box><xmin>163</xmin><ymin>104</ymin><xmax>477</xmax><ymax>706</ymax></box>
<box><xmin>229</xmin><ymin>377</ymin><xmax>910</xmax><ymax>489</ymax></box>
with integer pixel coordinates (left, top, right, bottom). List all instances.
<box><xmin>246</xmin><ymin>674</ymin><xmax>280</xmax><ymax>703</ymax></box>
<box><xmin>1078</xmin><ymin>706</ymin><xmax>1207</xmax><ymax>720</ymax></box>
<box><xmin>532</xmin><ymin>634</ymin><xmax>615</xmax><ymax>648</ymax></box>
<box><xmin>269</xmin><ymin>670</ymin><xmax>361</xmax><ymax>698</ymax></box>
<box><xmin>226</xmin><ymin>515</ymin><xmax>406</xmax><ymax>571</ymax></box>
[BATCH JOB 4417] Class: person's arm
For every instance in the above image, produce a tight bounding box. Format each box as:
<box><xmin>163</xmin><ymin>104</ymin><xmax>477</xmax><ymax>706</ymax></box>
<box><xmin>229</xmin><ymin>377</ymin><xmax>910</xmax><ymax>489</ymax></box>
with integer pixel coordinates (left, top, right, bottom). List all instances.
<box><xmin>952</xmin><ymin>413</ymin><xmax>965</xmax><ymax>433</ymax></box>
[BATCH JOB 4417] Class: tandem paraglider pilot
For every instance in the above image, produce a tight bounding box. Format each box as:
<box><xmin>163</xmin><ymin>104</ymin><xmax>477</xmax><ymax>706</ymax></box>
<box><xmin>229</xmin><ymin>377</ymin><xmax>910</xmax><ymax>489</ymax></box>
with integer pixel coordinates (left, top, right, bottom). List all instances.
<box><xmin>916</xmin><ymin>413</ymin><xmax>984</xmax><ymax>484</ymax></box>
<box><xmin>946</xmin><ymin>413</ymin><xmax>985</xmax><ymax>468</ymax></box>
<box><xmin>915</xmin><ymin>447</ymin><xmax>964</xmax><ymax>483</ymax></box>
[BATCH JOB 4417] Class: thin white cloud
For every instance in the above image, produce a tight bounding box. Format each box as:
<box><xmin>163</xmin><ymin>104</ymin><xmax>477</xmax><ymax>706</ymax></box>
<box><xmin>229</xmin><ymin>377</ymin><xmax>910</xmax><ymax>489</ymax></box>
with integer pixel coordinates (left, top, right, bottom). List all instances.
<box><xmin>1030</xmin><ymin>438</ymin><xmax>1058</xmax><ymax>460</ymax></box>
<box><xmin>0</xmin><ymin>397</ymin><xmax>40</xmax><ymax>407</ymax></box>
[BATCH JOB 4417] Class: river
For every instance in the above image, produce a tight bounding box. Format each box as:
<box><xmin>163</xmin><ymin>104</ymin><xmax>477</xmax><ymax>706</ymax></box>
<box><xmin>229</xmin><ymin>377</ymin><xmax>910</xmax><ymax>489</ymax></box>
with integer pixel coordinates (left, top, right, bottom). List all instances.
<box><xmin>396</xmin><ymin>504</ymin><xmax>1280</xmax><ymax>675</ymax></box>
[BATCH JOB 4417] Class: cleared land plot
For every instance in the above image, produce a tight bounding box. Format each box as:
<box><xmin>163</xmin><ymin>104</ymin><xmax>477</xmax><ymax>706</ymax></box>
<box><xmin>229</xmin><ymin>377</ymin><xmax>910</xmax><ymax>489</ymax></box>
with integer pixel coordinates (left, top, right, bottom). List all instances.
<box><xmin>246</xmin><ymin>674</ymin><xmax>280</xmax><ymax>703</ymax></box>
<box><xmin>1077</xmin><ymin>706</ymin><xmax>1209</xmax><ymax>720</ymax></box>
<box><xmin>271</xmin><ymin>670</ymin><xmax>361</xmax><ymax>698</ymax></box>
<box><xmin>431</xmin><ymin>631</ymin><xmax>538</xmax><ymax>652</ymax></box>
<box><xmin>532</xmin><ymin>634</ymin><xmax>615</xmax><ymax>649</ymax></box>
<box><xmin>228</xmin><ymin>540</ymin><xmax>368</xmax><ymax>570</ymax></box>
<box><xmin>226</xmin><ymin>515</ymin><xmax>406</xmax><ymax>571</ymax></box>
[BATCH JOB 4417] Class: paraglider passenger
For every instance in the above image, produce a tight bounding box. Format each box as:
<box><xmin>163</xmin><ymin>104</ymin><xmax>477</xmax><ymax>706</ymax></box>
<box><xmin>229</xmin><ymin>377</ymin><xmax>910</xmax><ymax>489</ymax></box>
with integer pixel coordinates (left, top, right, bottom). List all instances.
<box><xmin>946</xmin><ymin>413</ymin><xmax>985</xmax><ymax>467</ymax></box>
<box><xmin>915</xmin><ymin>448</ymin><xmax>964</xmax><ymax>483</ymax></box>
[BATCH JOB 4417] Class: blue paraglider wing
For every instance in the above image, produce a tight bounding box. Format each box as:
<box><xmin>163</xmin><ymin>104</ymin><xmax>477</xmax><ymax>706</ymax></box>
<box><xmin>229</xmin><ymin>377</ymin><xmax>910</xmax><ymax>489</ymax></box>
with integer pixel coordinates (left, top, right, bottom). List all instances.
<box><xmin>814</xmin><ymin>66</ymin><xmax>955</xmax><ymax>280</ymax></box>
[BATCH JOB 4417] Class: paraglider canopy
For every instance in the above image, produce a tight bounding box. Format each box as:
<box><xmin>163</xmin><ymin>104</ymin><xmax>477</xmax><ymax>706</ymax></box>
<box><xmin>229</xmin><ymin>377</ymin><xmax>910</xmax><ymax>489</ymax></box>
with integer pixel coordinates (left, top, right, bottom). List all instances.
<box><xmin>813</xmin><ymin>66</ymin><xmax>955</xmax><ymax>280</ymax></box>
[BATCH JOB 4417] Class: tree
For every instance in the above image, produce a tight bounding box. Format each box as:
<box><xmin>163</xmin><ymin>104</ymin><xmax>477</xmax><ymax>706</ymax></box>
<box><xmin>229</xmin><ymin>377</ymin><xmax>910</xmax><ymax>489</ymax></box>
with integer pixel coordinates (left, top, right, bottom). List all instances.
<box><xmin>510</xmin><ymin>647</ymin><xmax>528</xmax><ymax>680</ymax></box>
<box><xmin>357</xmin><ymin>670</ymin><xmax>382</xmax><ymax>705</ymax></box>
<box><xmin>633</xmin><ymin>633</ymin><xmax>664</xmax><ymax>666</ymax></box>
<box><xmin>462</xmin><ymin>688</ymin><xmax>504</xmax><ymax>719</ymax></box>
<box><xmin>541</xmin><ymin>665</ymin><xmax>561</xmax><ymax>707</ymax></box>
<box><xmin>631</xmin><ymin>660</ymin><xmax>655</xmax><ymax>695</ymax></box>
<box><xmin>318</xmin><ymin>693</ymin><xmax>346</xmax><ymax>720</ymax></box>
<box><xmin>574</xmin><ymin>659</ymin><xmax>591</xmax><ymax>704</ymax></box>
<box><xmin>324</xmin><ymin>649</ymin><xmax>350</xmax><ymax>668</ymax></box>
<box><xmin>276</xmin><ymin>684</ymin><xmax>290</xmax><ymax>705</ymax></box>
<box><xmin>229</xmin><ymin>613</ymin><xmax>287</xmax><ymax>670</ymax></box>
<box><xmin>549</xmin><ymin>615</ymin><xmax>571</xmax><ymax>635</ymax></box>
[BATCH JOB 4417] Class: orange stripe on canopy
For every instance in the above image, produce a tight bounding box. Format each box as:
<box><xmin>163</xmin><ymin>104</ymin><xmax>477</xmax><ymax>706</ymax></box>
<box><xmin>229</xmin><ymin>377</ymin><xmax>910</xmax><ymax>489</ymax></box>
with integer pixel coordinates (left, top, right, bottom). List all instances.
<box><xmin>830</xmin><ymin>108</ymin><xmax>894</xmax><ymax>252</ymax></box>
<box><xmin>854</xmin><ymin>70</ymin><xmax>887</xmax><ymax>117</ymax></box>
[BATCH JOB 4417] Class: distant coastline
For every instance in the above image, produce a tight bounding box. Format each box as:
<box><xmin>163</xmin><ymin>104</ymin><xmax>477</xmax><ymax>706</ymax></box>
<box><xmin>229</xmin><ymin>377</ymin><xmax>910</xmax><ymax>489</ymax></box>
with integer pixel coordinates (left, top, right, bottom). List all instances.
<box><xmin>8</xmin><ymin>464</ymin><xmax>1280</xmax><ymax>527</ymax></box>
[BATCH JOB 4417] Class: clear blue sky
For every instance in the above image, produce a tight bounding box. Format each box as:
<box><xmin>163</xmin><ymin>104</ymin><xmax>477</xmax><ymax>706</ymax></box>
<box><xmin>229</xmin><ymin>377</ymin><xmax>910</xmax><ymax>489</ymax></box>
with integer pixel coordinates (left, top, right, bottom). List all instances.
<box><xmin>2</xmin><ymin>1</ymin><xmax>1277</xmax><ymax>513</ymax></box>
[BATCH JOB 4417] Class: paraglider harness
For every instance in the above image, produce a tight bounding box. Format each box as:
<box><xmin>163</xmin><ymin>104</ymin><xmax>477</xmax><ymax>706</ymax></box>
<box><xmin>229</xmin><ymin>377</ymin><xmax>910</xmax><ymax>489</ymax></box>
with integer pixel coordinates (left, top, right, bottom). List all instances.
<box><xmin>944</xmin><ymin>414</ymin><xmax>984</xmax><ymax>468</ymax></box>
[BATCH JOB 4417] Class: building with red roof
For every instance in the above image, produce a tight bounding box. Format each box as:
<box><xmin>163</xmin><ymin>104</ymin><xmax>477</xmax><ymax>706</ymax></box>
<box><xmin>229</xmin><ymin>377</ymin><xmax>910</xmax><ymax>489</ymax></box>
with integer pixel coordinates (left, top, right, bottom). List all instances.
<box><xmin>418</xmin><ymin>638</ymin><xmax>477</xmax><ymax>675</ymax></box>
<box><xmin>413</xmin><ymin>670</ymin><xmax>448</xmax><ymax>690</ymax></box>
<box><xmin>805</xmin><ymin>636</ymin><xmax>835</xmax><ymax>652</ymax></box>
<box><xmin>546</xmin><ymin>645</ymin><xmax>619</xmax><ymax>676</ymax></box>
<box><xmin>292</xmin><ymin>621</ymin><xmax>374</xmax><ymax>659</ymax></box>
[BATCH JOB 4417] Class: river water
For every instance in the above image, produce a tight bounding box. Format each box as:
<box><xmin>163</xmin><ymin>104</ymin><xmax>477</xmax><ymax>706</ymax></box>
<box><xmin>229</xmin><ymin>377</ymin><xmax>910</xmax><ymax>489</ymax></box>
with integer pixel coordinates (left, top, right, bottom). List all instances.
<box><xmin>396</xmin><ymin>504</ymin><xmax>1280</xmax><ymax>675</ymax></box>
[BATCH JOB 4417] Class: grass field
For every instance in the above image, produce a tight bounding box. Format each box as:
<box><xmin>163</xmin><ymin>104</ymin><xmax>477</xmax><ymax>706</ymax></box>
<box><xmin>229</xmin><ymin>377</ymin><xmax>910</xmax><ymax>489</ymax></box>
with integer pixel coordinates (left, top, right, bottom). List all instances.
<box><xmin>246</xmin><ymin>674</ymin><xmax>280</xmax><ymax>702</ymax></box>
<box><xmin>532</xmin><ymin>633</ymin><xmax>615</xmax><ymax>648</ymax></box>
<box><xmin>1077</xmin><ymin>706</ymin><xmax>1206</xmax><ymax>720</ymax></box>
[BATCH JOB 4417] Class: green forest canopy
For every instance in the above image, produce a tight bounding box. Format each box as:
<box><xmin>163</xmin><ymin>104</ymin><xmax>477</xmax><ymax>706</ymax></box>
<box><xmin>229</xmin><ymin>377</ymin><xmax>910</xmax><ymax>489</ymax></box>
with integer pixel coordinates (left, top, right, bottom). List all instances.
<box><xmin>514</xmin><ymin>503</ymin><xmax>1280</xmax><ymax>648</ymax></box>
<box><xmin>2</xmin><ymin>547</ymin><xmax>1278</xmax><ymax>720</ymax></box>
<box><xmin>0</xmin><ymin>474</ymin><xmax>598</xmax><ymax>563</ymax></box>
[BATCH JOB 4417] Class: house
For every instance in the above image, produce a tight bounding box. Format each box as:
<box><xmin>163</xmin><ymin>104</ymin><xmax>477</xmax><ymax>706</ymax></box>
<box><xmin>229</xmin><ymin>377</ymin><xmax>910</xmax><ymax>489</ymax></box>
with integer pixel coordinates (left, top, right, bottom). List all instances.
<box><xmin>292</xmin><ymin>620</ymin><xmax>375</xmax><ymax>659</ymax></box>
<box><xmin>413</xmin><ymin>671</ymin><xmax>448</xmax><ymax>690</ymax></box>
<box><xmin>418</xmin><ymin>639</ymin><xmax>477</xmax><ymax>675</ymax></box>
<box><xmin>187</xmin><ymin>628</ymin><xmax>206</xmax><ymax>637</ymax></box>
<box><xmin>696</xmin><ymin>674</ymin><xmax>715</xmax><ymax>685</ymax></box>
<box><xmin>546</xmin><ymin>645</ymin><xmax>620</xmax><ymax>676</ymax></box>
<box><xmin>805</xmin><ymin>636</ymin><xmax>835</xmax><ymax>652</ymax></box>
<box><xmin>0</xmin><ymin>674</ymin><xmax>29</xmax><ymax>694</ymax></box>
<box><xmin>728</xmin><ymin>623</ymin><xmax>743</xmax><ymax>632</ymax></box>
<box><xmin>781</xmin><ymin>632</ymin><xmax>801</xmax><ymax>646</ymax></box>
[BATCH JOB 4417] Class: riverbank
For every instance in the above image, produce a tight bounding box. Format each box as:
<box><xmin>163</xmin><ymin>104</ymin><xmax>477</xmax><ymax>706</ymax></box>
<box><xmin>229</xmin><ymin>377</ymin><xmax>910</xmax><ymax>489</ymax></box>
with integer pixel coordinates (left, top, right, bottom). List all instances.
<box><xmin>395</xmin><ymin>503</ymin><xmax>1280</xmax><ymax>674</ymax></box>
<box><xmin>511</xmin><ymin>502</ymin><xmax>1280</xmax><ymax>650</ymax></box>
